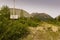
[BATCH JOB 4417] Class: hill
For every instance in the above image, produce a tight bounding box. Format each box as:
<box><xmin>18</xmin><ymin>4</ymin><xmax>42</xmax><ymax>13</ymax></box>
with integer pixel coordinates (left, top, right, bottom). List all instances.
<box><xmin>31</xmin><ymin>13</ymin><xmax>54</xmax><ymax>21</ymax></box>
<box><xmin>10</xmin><ymin>8</ymin><xmax>30</xmax><ymax>18</ymax></box>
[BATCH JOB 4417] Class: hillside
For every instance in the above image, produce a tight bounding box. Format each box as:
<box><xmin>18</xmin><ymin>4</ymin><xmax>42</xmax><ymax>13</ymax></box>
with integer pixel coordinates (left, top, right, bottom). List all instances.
<box><xmin>31</xmin><ymin>13</ymin><xmax>54</xmax><ymax>21</ymax></box>
<box><xmin>10</xmin><ymin>8</ymin><xmax>30</xmax><ymax>18</ymax></box>
<box><xmin>0</xmin><ymin>6</ymin><xmax>60</xmax><ymax>40</ymax></box>
<box><xmin>21</xmin><ymin>22</ymin><xmax>60</xmax><ymax>40</ymax></box>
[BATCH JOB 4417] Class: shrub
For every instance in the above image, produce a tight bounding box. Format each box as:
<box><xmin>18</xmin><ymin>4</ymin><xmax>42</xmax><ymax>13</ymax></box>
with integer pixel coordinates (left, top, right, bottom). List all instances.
<box><xmin>0</xmin><ymin>20</ymin><xmax>30</xmax><ymax>40</ymax></box>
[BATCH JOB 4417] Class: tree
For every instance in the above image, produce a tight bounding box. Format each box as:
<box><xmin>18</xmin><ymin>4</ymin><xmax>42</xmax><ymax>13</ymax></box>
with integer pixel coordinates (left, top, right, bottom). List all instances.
<box><xmin>55</xmin><ymin>15</ymin><xmax>60</xmax><ymax>22</ymax></box>
<box><xmin>0</xmin><ymin>6</ymin><xmax>30</xmax><ymax>40</ymax></box>
<box><xmin>0</xmin><ymin>5</ymin><xmax>10</xmax><ymax>19</ymax></box>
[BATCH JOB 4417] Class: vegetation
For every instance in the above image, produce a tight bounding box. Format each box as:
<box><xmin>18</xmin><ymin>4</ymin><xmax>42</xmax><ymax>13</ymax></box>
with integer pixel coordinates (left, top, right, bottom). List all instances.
<box><xmin>0</xmin><ymin>6</ymin><xmax>40</xmax><ymax>40</ymax></box>
<box><xmin>0</xmin><ymin>5</ymin><xmax>60</xmax><ymax>40</ymax></box>
<box><xmin>55</xmin><ymin>15</ymin><xmax>60</xmax><ymax>22</ymax></box>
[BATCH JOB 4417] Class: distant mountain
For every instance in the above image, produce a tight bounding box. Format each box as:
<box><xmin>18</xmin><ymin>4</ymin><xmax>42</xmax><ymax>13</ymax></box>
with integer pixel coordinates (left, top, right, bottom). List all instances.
<box><xmin>31</xmin><ymin>13</ymin><xmax>54</xmax><ymax>21</ymax></box>
<box><xmin>10</xmin><ymin>8</ymin><xmax>30</xmax><ymax>18</ymax></box>
<box><xmin>9</xmin><ymin>8</ymin><xmax>54</xmax><ymax>21</ymax></box>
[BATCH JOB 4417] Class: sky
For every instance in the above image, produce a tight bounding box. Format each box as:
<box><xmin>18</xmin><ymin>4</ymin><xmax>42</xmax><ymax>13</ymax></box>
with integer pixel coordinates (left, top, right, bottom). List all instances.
<box><xmin>0</xmin><ymin>0</ymin><xmax>60</xmax><ymax>18</ymax></box>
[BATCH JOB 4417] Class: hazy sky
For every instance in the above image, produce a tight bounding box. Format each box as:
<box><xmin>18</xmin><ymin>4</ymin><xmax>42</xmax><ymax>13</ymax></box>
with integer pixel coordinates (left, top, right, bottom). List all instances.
<box><xmin>0</xmin><ymin>0</ymin><xmax>60</xmax><ymax>18</ymax></box>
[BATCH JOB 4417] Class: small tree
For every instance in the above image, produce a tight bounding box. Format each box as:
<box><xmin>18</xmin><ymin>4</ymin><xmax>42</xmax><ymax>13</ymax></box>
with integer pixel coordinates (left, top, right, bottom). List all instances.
<box><xmin>55</xmin><ymin>15</ymin><xmax>60</xmax><ymax>22</ymax></box>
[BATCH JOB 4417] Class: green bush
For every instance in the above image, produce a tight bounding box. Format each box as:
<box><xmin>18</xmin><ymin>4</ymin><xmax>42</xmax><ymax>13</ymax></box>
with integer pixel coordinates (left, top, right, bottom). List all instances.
<box><xmin>0</xmin><ymin>20</ymin><xmax>30</xmax><ymax>40</ymax></box>
<box><xmin>0</xmin><ymin>6</ymin><xmax>30</xmax><ymax>40</ymax></box>
<box><xmin>27</xmin><ymin>20</ymin><xmax>38</xmax><ymax>27</ymax></box>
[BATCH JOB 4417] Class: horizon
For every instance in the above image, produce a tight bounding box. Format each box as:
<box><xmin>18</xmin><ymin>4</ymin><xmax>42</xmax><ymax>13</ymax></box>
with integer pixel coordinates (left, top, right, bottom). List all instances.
<box><xmin>0</xmin><ymin>0</ymin><xmax>60</xmax><ymax>18</ymax></box>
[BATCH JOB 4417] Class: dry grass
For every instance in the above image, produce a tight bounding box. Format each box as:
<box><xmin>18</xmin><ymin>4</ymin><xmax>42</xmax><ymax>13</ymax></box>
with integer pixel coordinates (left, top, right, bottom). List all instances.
<box><xmin>20</xmin><ymin>22</ymin><xmax>60</xmax><ymax>40</ymax></box>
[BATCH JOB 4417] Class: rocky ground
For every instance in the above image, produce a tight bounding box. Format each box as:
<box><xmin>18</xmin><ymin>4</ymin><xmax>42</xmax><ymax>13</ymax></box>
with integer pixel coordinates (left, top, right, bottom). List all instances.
<box><xmin>20</xmin><ymin>22</ymin><xmax>60</xmax><ymax>40</ymax></box>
